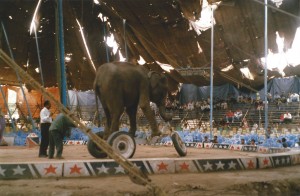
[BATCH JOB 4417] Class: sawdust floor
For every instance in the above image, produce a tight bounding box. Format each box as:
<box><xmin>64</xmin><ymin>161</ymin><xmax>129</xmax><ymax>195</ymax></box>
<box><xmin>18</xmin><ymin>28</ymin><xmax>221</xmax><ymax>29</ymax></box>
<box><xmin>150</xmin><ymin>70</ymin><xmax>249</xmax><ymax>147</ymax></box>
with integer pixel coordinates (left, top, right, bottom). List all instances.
<box><xmin>0</xmin><ymin>145</ymin><xmax>259</xmax><ymax>163</ymax></box>
<box><xmin>0</xmin><ymin>166</ymin><xmax>299</xmax><ymax>195</ymax></box>
<box><xmin>1</xmin><ymin>145</ymin><xmax>300</xmax><ymax>195</ymax></box>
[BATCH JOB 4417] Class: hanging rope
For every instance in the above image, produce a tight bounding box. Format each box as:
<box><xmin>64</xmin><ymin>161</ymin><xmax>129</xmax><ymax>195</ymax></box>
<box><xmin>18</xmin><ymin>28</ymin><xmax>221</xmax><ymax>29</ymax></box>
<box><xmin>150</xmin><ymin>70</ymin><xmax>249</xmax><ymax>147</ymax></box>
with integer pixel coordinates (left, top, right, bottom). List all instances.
<box><xmin>0</xmin><ymin>84</ymin><xmax>17</xmax><ymax>132</ymax></box>
<box><xmin>34</xmin><ymin>29</ymin><xmax>45</xmax><ymax>87</ymax></box>
<box><xmin>251</xmin><ymin>0</ymin><xmax>300</xmax><ymax>20</ymax></box>
<box><xmin>1</xmin><ymin>21</ymin><xmax>36</xmax><ymax>131</ymax></box>
<box><xmin>123</xmin><ymin>19</ymin><xmax>128</xmax><ymax>61</ymax></box>
<box><xmin>103</xmin><ymin>22</ymin><xmax>110</xmax><ymax>63</ymax></box>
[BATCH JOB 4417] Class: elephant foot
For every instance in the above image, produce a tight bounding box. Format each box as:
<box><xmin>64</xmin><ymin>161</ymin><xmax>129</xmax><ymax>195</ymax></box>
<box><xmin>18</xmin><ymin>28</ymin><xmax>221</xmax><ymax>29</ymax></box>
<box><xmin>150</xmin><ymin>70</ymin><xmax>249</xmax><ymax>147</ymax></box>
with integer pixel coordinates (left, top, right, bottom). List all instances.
<box><xmin>147</xmin><ymin>130</ymin><xmax>171</xmax><ymax>145</ymax></box>
<box><xmin>147</xmin><ymin>136</ymin><xmax>161</xmax><ymax>145</ymax></box>
<box><xmin>151</xmin><ymin>131</ymin><xmax>170</xmax><ymax>138</ymax></box>
<box><xmin>150</xmin><ymin>131</ymin><xmax>162</xmax><ymax>137</ymax></box>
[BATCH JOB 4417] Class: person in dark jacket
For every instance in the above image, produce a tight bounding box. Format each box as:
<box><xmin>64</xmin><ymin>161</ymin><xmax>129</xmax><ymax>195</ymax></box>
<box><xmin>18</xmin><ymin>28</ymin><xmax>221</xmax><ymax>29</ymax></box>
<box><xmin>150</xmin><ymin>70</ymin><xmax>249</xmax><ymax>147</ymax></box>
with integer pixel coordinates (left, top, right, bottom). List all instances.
<box><xmin>281</xmin><ymin>138</ymin><xmax>288</xmax><ymax>148</ymax></box>
<box><xmin>48</xmin><ymin>113</ymin><xmax>76</xmax><ymax>159</ymax></box>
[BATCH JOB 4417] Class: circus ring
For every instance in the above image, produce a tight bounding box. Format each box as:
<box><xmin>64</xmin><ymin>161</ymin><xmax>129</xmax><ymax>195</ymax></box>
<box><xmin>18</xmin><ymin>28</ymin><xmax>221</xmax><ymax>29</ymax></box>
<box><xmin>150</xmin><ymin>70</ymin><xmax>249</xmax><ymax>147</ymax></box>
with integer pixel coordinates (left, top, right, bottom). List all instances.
<box><xmin>1</xmin><ymin>49</ymin><xmax>300</xmax><ymax>195</ymax></box>
<box><xmin>1</xmin><ymin>139</ymin><xmax>300</xmax><ymax>195</ymax></box>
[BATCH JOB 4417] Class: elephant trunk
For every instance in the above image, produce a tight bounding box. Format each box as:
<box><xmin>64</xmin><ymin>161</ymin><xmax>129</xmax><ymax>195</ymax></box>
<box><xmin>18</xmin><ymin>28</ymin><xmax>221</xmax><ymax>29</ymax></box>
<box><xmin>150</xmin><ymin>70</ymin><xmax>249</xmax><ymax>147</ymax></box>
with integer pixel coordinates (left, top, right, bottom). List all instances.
<box><xmin>158</xmin><ymin>105</ymin><xmax>172</xmax><ymax>122</ymax></box>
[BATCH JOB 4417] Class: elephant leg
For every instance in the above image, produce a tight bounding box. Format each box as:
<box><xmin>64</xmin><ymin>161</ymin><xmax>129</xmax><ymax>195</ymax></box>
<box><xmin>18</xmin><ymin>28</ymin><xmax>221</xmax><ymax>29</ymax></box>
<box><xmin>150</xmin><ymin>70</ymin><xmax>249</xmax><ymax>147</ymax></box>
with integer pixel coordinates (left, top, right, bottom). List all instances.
<box><xmin>102</xmin><ymin>104</ymin><xmax>111</xmax><ymax>140</ymax></box>
<box><xmin>126</xmin><ymin>106</ymin><xmax>138</xmax><ymax>138</ymax></box>
<box><xmin>140</xmin><ymin>105</ymin><xmax>160</xmax><ymax>137</ymax></box>
<box><xmin>109</xmin><ymin>111</ymin><xmax>123</xmax><ymax>137</ymax></box>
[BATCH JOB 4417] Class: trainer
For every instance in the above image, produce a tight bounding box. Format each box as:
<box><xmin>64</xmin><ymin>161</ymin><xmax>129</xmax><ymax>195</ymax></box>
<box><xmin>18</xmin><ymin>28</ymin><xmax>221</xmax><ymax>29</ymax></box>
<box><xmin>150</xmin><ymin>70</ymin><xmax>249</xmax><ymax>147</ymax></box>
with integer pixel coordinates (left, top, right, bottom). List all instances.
<box><xmin>39</xmin><ymin>100</ymin><xmax>52</xmax><ymax>157</ymax></box>
<box><xmin>48</xmin><ymin>112</ymin><xmax>76</xmax><ymax>159</ymax></box>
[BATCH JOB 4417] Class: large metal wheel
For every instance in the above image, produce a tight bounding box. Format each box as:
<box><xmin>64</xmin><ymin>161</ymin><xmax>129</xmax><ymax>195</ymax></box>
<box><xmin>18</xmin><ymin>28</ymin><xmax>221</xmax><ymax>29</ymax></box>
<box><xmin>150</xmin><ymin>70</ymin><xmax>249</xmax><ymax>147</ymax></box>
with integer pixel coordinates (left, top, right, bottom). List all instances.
<box><xmin>87</xmin><ymin>131</ymin><xmax>108</xmax><ymax>158</ymax></box>
<box><xmin>107</xmin><ymin>131</ymin><xmax>136</xmax><ymax>159</ymax></box>
<box><xmin>171</xmin><ymin>131</ymin><xmax>187</xmax><ymax>157</ymax></box>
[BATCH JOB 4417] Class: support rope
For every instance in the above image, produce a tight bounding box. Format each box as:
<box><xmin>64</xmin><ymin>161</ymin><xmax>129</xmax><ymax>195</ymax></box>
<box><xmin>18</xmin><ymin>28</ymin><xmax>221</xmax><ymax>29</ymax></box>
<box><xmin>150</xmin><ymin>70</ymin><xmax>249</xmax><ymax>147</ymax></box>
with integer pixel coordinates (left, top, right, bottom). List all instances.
<box><xmin>103</xmin><ymin>22</ymin><xmax>110</xmax><ymax>63</ymax></box>
<box><xmin>34</xmin><ymin>29</ymin><xmax>45</xmax><ymax>87</ymax></box>
<box><xmin>0</xmin><ymin>48</ymin><xmax>166</xmax><ymax>195</ymax></box>
<box><xmin>123</xmin><ymin>19</ymin><xmax>128</xmax><ymax>61</ymax></box>
<box><xmin>1</xmin><ymin>21</ymin><xmax>36</xmax><ymax>130</ymax></box>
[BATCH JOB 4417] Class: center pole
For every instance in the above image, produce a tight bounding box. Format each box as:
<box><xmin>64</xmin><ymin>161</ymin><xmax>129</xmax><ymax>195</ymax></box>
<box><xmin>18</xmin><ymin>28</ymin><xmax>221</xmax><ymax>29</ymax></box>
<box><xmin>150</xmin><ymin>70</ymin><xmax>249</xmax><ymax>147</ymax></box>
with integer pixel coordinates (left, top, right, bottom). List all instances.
<box><xmin>209</xmin><ymin>6</ymin><xmax>214</xmax><ymax>139</ymax></box>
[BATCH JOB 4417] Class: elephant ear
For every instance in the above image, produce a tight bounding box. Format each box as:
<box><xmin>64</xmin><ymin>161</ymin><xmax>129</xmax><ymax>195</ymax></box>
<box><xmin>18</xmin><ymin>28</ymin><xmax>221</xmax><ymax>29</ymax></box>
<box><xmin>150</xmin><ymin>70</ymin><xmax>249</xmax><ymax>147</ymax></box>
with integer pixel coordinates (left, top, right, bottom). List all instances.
<box><xmin>148</xmin><ymin>71</ymin><xmax>167</xmax><ymax>88</ymax></box>
<box><xmin>148</xmin><ymin>71</ymin><xmax>160</xmax><ymax>89</ymax></box>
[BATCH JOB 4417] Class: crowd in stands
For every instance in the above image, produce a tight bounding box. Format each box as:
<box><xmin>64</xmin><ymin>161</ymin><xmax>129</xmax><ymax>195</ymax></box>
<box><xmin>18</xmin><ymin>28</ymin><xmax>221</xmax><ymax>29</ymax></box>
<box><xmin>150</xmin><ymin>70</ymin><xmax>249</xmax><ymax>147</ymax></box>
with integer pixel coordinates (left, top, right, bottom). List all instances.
<box><xmin>164</xmin><ymin>91</ymin><xmax>300</xmax><ymax>127</ymax></box>
<box><xmin>2</xmin><ymin>90</ymin><xmax>300</xmax><ymax>150</ymax></box>
<box><xmin>4</xmin><ymin>124</ymin><xmax>300</xmax><ymax>150</ymax></box>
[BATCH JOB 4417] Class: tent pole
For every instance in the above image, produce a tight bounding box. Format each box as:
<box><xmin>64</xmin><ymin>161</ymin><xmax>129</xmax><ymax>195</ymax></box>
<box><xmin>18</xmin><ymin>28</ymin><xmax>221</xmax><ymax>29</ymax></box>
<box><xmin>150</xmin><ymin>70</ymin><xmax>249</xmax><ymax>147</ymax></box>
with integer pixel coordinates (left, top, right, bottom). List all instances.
<box><xmin>209</xmin><ymin>6</ymin><xmax>214</xmax><ymax>139</ymax></box>
<box><xmin>264</xmin><ymin>0</ymin><xmax>269</xmax><ymax>136</ymax></box>
<box><xmin>57</xmin><ymin>0</ymin><xmax>67</xmax><ymax>106</ymax></box>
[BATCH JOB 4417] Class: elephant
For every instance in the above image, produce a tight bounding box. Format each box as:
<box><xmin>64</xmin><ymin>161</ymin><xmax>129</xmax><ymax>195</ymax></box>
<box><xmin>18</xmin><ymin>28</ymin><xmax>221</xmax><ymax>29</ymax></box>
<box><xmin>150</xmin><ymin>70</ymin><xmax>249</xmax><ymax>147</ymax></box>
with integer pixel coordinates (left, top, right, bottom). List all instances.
<box><xmin>94</xmin><ymin>61</ymin><xmax>172</xmax><ymax>140</ymax></box>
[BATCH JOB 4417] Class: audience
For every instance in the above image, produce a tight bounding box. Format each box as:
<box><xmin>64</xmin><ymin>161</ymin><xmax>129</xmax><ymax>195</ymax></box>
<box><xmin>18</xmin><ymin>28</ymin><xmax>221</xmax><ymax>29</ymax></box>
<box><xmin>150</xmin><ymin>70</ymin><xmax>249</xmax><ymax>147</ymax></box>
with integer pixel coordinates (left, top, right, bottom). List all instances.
<box><xmin>212</xmin><ymin>135</ymin><xmax>218</xmax><ymax>143</ymax></box>
<box><xmin>274</xmin><ymin>92</ymin><xmax>281</xmax><ymax>100</ymax></box>
<box><xmin>283</xmin><ymin>111</ymin><xmax>292</xmax><ymax>124</ymax></box>
<box><xmin>221</xmin><ymin>100</ymin><xmax>228</xmax><ymax>110</ymax></box>
<box><xmin>281</xmin><ymin>138</ymin><xmax>288</xmax><ymax>148</ymax></box>
<box><xmin>240</xmin><ymin>138</ymin><xmax>245</xmax><ymax>145</ymax></box>
<box><xmin>280</xmin><ymin>113</ymin><xmax>285</xmax><ymax>124</ymax></box>
<box><xmin>234</xmin><ymin>109</ymin><xmax>243</xmax><ymax>121</ymax></box>
<box><xmin>292</xmin><ymin>93</ymin><xmax>300</xmax><ymax>102</ymax></box>
<box><xmin>225</xmin><ymin>110</ymin><xmax>234</xmax><ymax>123</ymax></box>
<box><xmin>202</xmin><ymin>136</ymin><xmax>210</xmax><ymax>143</ymax></box>
<box><xmin>237</xmin><ymin>94</ymin><xmax>243</xmax><ymax>103</ymax></box>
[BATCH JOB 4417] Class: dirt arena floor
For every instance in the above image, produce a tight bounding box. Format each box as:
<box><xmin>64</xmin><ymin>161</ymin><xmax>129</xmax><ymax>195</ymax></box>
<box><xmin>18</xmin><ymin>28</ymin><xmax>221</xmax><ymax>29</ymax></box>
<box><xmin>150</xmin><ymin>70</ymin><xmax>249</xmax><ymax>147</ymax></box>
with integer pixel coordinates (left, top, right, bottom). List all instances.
<box><xmin>1</xmin><ymin>145</ymin><xmax>300</xmax><ymax>195</ymax></box>
<box><xmin>1</xmin><ymin>165</ymin><xmax>300</xmax><ymax>195</ymax></box>
<box><xmin>0</xmin><ymin>145</ymin><xmax>259</xmax><ymax>163</ymax></box>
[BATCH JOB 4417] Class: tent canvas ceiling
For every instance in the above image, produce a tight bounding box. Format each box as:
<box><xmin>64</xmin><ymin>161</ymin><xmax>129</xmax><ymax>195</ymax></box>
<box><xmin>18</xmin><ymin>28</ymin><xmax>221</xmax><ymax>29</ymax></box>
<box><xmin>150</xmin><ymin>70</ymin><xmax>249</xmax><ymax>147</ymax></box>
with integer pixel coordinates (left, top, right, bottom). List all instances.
<box><xmin>0</xmin><ymin>0</ymin><xmax>300</xmax><ymax>93</ymax></box>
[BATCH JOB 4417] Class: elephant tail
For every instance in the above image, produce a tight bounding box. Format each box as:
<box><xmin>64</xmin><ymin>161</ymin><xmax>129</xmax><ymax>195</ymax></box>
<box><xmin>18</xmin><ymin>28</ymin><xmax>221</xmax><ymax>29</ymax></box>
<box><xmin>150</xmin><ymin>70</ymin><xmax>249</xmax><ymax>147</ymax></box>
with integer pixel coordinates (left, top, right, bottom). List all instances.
<box><xmin>94</xmin><ymin>85</ymin><xmax>101</xmax><ymax>127</ymax></box>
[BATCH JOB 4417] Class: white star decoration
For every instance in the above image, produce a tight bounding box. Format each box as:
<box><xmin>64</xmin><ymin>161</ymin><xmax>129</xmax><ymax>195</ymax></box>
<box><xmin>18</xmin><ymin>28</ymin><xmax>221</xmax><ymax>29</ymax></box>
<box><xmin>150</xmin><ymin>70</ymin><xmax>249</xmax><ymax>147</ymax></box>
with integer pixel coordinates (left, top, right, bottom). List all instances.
<box><xmin>275</xmin><ymin>158</ymin><xmax>280</xmax><ymax>165</ymax></box>
<box><xmin>97</xmin><ymin>165</ymin><xmax>109</xmax><ymax>174</ymax></box>
<box><xmin>215</xmin><ymin>161</ymin><xmax>225</xmax><ymax>170</ymax></box>
<box><xmin>281</xmin><ymin>157</ymin><xmax>285</xmax><ymax>164</ymax></box>
<box><xmin>13</xmin><ymin>165</ymin><xmax>26</xmax><ymax>175</ymax></box>
<box><xmin>228</xmin><ymin>161</ymin><xmax>236</xmax><ymax>169</ymax></box>
<box><xmin>0</xmin><ymin>166</ymin><xmax>6</xmax><ymax>176</ymax></box>
<box><xmin>286</xmin><ymin>157</ymin><xmax>290</xmax><ymax>164</ymax></box>
<box><xmin>133</xmin><ymin>163</ymin><xmax>141</xmax><ymax>170</ymax></box>
<box><xmin>114</xmin><ymin>165</ymin><xmax>125</xmax><ymax>174</ymax></box>
<box><xmin>203</xmin><ymin>161</ymin><xmax>213</xmax><ymax>171</ymax></box>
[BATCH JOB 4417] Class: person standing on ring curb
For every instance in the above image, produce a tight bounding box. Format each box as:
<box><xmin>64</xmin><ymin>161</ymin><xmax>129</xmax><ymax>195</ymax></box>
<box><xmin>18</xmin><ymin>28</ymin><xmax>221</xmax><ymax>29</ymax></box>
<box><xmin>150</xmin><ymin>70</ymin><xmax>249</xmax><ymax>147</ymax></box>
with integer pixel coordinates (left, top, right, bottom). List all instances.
<box><xmin>39</xmin><ymin>100</ymin><xmax>52</xmax><ymax>157</ymax></box>
<box><xmin>48</xmin><ymin>112</ymin><xmax>76</xmax><ymax>159</ymax></box>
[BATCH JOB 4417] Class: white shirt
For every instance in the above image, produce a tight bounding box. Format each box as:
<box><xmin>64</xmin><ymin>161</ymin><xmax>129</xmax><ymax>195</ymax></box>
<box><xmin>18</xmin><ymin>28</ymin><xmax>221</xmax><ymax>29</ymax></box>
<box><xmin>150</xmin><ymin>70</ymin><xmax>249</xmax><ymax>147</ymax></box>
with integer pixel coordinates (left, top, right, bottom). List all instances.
<box><xmin>234</xmin><ymin>111</ymin><xmax>242</xmax><ymax>117</ymax></box>
<box><xmin>283</xmin><ymin>113</ymin><xmax>292</xmax><ymax>119</ymax></box>
<box><xmin>40</xmin><ymin>107</ymin><xmax>52</xmax><ymax>123</ymax></box>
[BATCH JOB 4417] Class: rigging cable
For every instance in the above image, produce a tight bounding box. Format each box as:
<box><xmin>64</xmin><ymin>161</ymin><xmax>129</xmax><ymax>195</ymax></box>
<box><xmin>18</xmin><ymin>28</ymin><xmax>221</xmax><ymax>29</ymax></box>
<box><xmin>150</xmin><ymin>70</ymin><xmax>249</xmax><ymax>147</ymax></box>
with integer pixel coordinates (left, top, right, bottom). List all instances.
<box><xmin>1</xmin><ymin>21</ymin><xmax>36</xmax><ymax>131</ymax></box>
<box><xmin>103</xmin><ymin>21</ymin><xmax>110</xmax><ymax>63</ymax></box>
<box><xmin>34</xmin><ymin>28</ymin><xmax>45</xmax><ymax>87</ymax></box>
<box><xmin>123</xmin><ymin>19</ymin><xmax>128</xmax><ymax>61</ymax></box>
